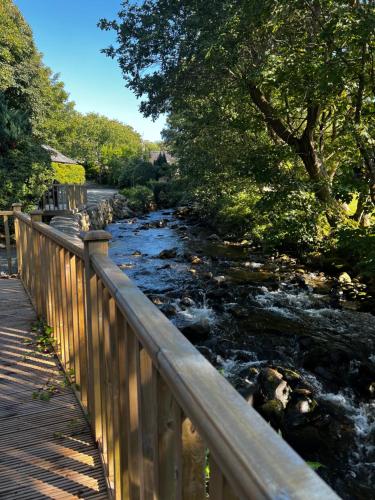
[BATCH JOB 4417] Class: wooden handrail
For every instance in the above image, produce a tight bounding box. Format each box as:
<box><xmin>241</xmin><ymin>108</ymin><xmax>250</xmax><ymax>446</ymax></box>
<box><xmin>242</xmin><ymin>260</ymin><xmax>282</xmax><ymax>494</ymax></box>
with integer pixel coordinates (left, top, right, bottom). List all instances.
<box><xmin>12</xmin><ymin>210</ymin><xmax>339</xmax><ymax>500</ymax></box>
<box><xmin>0</xmin><ymin>209</ymin><xmax>17</xmax><ymax>274</ymax></box>
<box><xmin>91</xmin><ymin>253</ymin><xmax>334</xmax><ymax>498</ymax></box>
<box><xmin>40</xmin><ymin>183</ymin><xmax>87</xmax><ymax>212</ymax></box>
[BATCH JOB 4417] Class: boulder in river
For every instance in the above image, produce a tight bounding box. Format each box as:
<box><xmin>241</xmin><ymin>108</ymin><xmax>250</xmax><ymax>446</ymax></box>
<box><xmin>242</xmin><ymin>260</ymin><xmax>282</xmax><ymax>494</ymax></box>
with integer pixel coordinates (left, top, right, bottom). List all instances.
<box><xmin>207</xmin><ymin>234</ymin><xmax>221</xmax><ymax>241</ymax></box>
<box><xmin>259</xmin><ymin>368</ymin><xmax>291</xmax><ymax>408</ymax></box>
<box><xmin>158</xmin><ymin>248</ymin><xmax>177</xmax><ymax>259</ymax></box>
<box><xmin>180</xmin><ymin>319</ymin><xmax>211</xmax><ymax>343</ymax></box>
<box><xmin>212</xmin><ymin>275</ymin><xmax>226</xmax><ymax>285</ymax></box>
<box><xmin>118</xmin><ymin>263</ymin><xmax>134</xmax><ymax>270</ymax></box>
<box><xmin>259</xmin><ymin>399</ymin><xmax>284</xmax><ymax>428</ymax></box>
<box><xmin>157</xmin><ymin>263</ymin><xmax>171</xmax><ymax>270</ymax></box>
<box><xmin>160</xmin><ymin>303</ymin><xmax>178</xmax><ymax>317</ymax></box>
<box><xmin>189</xmin><ymin>255</ymin><xmax>203</xmax><ymax>265</ymax></box>
<box><xmin>339</xmin><ymin>272</ymin><xmax>352</xmax><ymax>284</ymax></box>
<box><xmin>180</xmin><ymin>296</ymin><xmax>196</xmax><ymax>308</ymax></box>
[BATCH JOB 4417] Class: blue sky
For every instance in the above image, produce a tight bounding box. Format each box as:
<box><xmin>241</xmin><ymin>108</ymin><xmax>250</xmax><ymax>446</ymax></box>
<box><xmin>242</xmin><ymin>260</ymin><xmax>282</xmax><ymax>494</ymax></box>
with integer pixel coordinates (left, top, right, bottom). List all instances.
<box><xmin>14</xmin><ymin>0</ymin><xmax>165</xmax><ymax>142</ymax></box>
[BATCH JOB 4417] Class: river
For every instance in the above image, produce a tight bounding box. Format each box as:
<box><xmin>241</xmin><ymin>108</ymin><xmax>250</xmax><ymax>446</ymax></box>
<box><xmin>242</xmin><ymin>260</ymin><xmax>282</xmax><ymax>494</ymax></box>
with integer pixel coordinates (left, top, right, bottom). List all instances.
<box><xmin>107</xmin><ymin>208</ymin><xmax>375</xmax><ymax>499</ymax></box>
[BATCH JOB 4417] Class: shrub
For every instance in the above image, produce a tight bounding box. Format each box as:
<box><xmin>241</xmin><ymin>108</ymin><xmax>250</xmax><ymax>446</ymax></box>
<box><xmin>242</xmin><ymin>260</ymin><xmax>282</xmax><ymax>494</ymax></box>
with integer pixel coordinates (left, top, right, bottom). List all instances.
<box><xmin>120</xmin><ymin>185</ymin><xmax>154</xmax><ymax>212</ymax></box>
<box><xmin>152</xmin><ymin>179</ymin><xmax>187</xmax><ymax>208</ymax></box>
<box><xmin>0</xmin><ymin>140</ymin><xmax>53</xmax><ymax>211</ymax></box>
<box><xmin>118</xmin><ymin>159</ymin><xmax>157</xmax><ymax>188</ymax></box>
<box><xmin>334</xmin><ymin>225</ymin><xmax>375</xmax><ymax>277</ymax></box>
<box><xmin>253</xmin><ymin>190</ymin><xmax>331</xmax><ymax>252</ymax></box>
<box><xmin>52</xmin><ymin>162</ymin><xmax>85</xmax><ymax>184</ymax></box>
<box><xmin>213</xmin><ymin>189</ymin><xmax>260</xmax><ymax>237</ymax></box>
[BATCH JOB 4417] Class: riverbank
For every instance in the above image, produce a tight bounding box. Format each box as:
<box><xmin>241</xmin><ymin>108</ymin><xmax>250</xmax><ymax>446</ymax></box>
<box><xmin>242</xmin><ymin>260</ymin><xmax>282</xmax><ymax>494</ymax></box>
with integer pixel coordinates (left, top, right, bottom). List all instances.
<box><xmin>107</xmin><ymin>208</ymin><xmax>375</xmax><ymax>499</ymax></box>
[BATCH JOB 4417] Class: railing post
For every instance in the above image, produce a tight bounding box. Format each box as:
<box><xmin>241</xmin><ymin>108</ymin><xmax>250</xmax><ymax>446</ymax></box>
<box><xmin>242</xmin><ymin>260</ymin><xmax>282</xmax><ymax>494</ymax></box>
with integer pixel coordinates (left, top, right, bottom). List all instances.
<box><xmin>81</xmin><ymin>230</ymin><xmax>112</xmax><ymax>440</ymax></box>
<box><xmin>12</xmin><ymin>203</ymin><xmax>22</xmax><ymax>275</ymax></box>
<box><xmin>3</xmin><ymin>214</ymin><xmax>12</xmax><ymax>275</ymax></box>
<box><xmin>30</xmin><ymin>210</ymin><xmax>43</xmax><ymax>317</ymax></box>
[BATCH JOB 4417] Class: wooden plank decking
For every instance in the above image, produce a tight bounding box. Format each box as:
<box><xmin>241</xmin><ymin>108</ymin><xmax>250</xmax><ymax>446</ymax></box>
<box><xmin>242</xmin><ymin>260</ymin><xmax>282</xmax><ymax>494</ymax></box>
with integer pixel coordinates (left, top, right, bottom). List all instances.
<box><xmin>0</xmin><ymin>279</ymin><xmax>108</xmax><ymax>499</ymax></box>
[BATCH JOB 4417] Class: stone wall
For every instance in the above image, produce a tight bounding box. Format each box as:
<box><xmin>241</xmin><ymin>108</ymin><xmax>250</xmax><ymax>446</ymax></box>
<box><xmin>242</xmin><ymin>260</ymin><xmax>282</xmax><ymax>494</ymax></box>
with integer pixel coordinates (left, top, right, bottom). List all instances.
<box><xmin>87</xmin><ymin>193</ymin><xmax>134</xmax><ymax>229</ymax></box>
<box><xmin>50</xmin><ymin>193</ymin><xmax>134</xmax><ymax>239</ymax></box>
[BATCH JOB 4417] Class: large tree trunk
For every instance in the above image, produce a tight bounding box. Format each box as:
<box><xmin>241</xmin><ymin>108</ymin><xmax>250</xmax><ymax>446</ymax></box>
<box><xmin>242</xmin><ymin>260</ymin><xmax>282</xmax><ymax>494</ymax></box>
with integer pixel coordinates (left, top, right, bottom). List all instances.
<box><xmin>296</xmin><ymin>135</ymin><xmax>333</xmax><ymax>204</ymax></box>
<box><xmin>248</xmin><ymin>82</ymin><xmax>336</xmax><ymax>207</ymax></box>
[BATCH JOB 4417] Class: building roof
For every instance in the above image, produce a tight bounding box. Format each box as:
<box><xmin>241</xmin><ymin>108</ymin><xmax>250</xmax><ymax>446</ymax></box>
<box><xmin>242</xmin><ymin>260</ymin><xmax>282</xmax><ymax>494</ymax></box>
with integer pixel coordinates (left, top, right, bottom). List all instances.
<box><xmin>42</xmin><ymin>145</ymin><xmax>77</xmax><ymax>165</ymax></box>
<box><xmin>149</xmin><ymin>150</ymin><xmax>176</xmax><ymax>164</ymax></box>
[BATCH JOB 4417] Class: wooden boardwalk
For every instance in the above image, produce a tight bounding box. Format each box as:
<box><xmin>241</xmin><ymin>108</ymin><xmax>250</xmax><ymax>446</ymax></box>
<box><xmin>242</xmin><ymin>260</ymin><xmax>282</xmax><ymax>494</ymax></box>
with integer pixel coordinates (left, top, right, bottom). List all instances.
<box><xmin>0</xmin><ymin>279</ymin><xmax>108</xmax><ymax>500</ymax></box>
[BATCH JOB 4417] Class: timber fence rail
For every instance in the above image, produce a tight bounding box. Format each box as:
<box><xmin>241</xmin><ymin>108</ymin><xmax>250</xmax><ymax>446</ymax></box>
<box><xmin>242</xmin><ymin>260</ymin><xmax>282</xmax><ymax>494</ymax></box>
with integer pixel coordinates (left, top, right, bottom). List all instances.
<box><xmin>40</xmin><ymin>183</ymin><xmax>87</xmax><ymax>211</ymax></box>
<box><xmin>0</xmin><ymin>203</ymin><xmax>21</xmax><ymax>273</ymax></box>
<box><xmin>12</xmin><ymin>205</ymin><xmax>339</xmax><ymax>500</ymax></box>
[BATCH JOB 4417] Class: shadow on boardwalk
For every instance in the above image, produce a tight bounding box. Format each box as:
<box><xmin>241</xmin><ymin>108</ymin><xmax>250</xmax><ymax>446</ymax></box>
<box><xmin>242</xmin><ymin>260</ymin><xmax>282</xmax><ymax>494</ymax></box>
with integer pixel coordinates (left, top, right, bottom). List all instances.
<box><xmin>0</xmin><ymin>279</ymin><xmax>108</xmax><ymax>499</ymax></box>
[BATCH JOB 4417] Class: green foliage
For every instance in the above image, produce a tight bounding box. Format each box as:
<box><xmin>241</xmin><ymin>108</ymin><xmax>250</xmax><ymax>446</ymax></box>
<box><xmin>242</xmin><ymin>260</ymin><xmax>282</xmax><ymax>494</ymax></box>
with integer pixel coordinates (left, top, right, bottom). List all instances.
<box><xmin>334</xmin><ymin>226</ymin><xmax>375</xmax><ymax>277</ymax></box>
<box><xmin>118</xmin><ymin>158</ymin><xmax>157</xmax><ymax>188</ymax></box>
<box><xmin>0</xmin><ymin>131</ymin><xmax>52</xmax><ymax>210</ymax></box>
<box><xmin>253</xmin><ymin>190</ymin><xmax>331</xmax><ymax>252</ymax></box>
<box><xmin>306</xmin><ymin>461</ymin><xmax>326</xmax><ymax>471</ymax></box>
<box><xmin>0</xmin><ymin>1</ymin><xmax>56</xmax><ymax>210</ymax></box>
<box><xmin>32</xmin><ymin>389</ymin><xmax>52</xmax><ymax>402</ymax></box>
<box><xmin>101</xmin><ymin>0</ymin><xmax>375</xmax><ymax>262</ymax></box>
<box><xmin>120</xmin><ymin>185</ymin><xmax>154</xmax><ymax>213</ymax></box>
<box><xmin>47</xmin><ymin>112</ymin><xmax>143</xmax><ymax>183</ymax></box>
<box><xmin>52</xmin><ymin>162</ymin><xmax>85</xmax><ymax>184</ymax></box>
<box><xmin>211</xmin><ymin>188</ymin><xmax>260</xmax><ymax>238</ymax></box>
<box><xmin>152</xmin><ymin>179</ymin><xmax>188</xmax><ymax>208</ymax></box>
<box><xmin>31</xmin><ymin>321</ymin><xmax>55</xmax><ymax>353</ymax></box>
<box><xmin>0</xmin><ymin>0</ymin><xmax>144</xmax><ymax>212</ymax></box>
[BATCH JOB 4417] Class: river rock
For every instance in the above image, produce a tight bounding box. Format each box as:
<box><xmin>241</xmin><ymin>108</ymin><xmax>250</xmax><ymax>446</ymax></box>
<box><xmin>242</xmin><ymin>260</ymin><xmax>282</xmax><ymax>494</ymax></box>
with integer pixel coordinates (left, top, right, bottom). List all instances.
<box><xmin>259</xmin><ymin>368</ymin><xmax>291</xmax><ymax>407</ymax></box>
<box><xmin>158</xmin><ymin>248</ymin><xmax>177</xmax><ymax>259</ymax></box>
<box><xmin>179</xmin><ymin>297</ymin><xmax>196</xmax><ymax>308</ymax></box>
<box><xmin>339</xmin><ymin>272</ymin><xmax>352</xmax><ymax>284</ymax></box>
<box><xmin>175</xmin><ymin>206</ymin><xmax>190</xmax><ymax>217</ymax></box>
<box><xmin>239</xmin><ymin>381</ymin><xmax>258</xmax><ymax>406</ymax></box>
<box><xmin>229</xmin><ymin>305</ymin><xmax>250</xmax><ymax>319</ymax></box>
<box><xmin>160</xmin><ymin>303</ymin><xmax>178</xmax><ymax>316</ymax></box>
<box><xmin>291</xmin><ymin>275</ymin><xmax>309</xmax><ymax>289</ymax></box>
<box><xmin>157</xmin><ymin>263</ymin><xmax>171</xmax><ymax>270</ymax></box>
<box><xmin>148</xmin><ymin>295</ymin><xmax>165</xmax><ymax>305</ymax></box>
<box><xmin>277</xmin><ymin>367</ymin><xmax>301</xmax><ymax>386</ymax></box>
<box><xmin>86</xmin><ymin>193</ymin><xmax>134</xmax><ymax>229</ymax></box>
<box><xmin>180</xmin><ymin>320</ymin><xmax>210</xmax><ymax>343</ymax></box>
<box><xmin>212</xmin><ymin>275</ymin><xmax>226</xmax><ymax>285</ymax></box>
<box><xmin>112</xmin><ymin>194</ymin><xmax>134</xmax><ymax>219</ymax></box>
<box><xmin>259</xmin><ymin>399</ymin><xmax>284</xmax><ymax>428</ymax></box>
<box><xmin>118</xmin><ymin>263</ymin><xmax>134</xmax><ymax>270</ymax></box>
<box><xmin>207</xmin><ymin>234</ymin><xmax>221</xmax><ymax>241</ymax></box>
<box><xmin>189</xmin><ymin>255</ymin><xmax>202</xmax><ymax>265</ymax></box>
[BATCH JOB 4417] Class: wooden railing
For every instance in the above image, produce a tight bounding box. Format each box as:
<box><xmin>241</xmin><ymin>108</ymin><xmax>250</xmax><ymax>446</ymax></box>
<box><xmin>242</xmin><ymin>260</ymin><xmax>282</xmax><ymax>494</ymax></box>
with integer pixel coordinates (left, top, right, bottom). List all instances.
<box><xmin>0</xmin><ymin>204</ymin><xmax>21</xmax><ymax>274</ymax></box>
<box><xmin>40</xmin><ymin>183</ymin><xmax>87</xmax><ymax>212</ymax></box>
<box><xmin>12</xmin><ymin>205</ymin><xmax>339</xmax><ymax>500</ymax></box>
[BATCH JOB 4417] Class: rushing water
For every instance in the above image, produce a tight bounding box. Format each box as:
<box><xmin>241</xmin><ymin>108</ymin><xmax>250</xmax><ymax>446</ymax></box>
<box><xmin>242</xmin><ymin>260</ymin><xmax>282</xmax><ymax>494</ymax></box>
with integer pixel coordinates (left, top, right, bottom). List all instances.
<box><xmin>108</xmin><ymin>209</ymin><xmax>375</xmax><ymax>499</ymax></box>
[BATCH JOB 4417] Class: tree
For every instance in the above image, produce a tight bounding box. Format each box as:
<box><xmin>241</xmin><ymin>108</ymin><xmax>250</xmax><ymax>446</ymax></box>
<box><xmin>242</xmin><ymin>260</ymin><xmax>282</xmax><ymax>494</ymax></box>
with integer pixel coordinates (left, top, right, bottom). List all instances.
<box><xmin>0</xmin><ymin>0</ymin><xmax>52</xmax><ymax>209</ymax></box>
<box><xmin>100</xmin><ymin>0</ymin><xmax>375</xmax><ymax>219</ymax></box>
<box><xmin>46</xmin><ymin>111</ymin><xmax>143</xmax><ymax>182</ymax></box>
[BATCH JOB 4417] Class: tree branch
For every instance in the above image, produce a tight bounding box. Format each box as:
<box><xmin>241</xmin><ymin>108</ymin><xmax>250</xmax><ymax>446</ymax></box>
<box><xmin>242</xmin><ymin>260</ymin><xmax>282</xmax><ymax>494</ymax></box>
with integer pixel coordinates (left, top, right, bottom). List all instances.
<box><xmin>247</xmin><ymin>83</ymin><xmax>299</xmax><ymax>147</ymax></box>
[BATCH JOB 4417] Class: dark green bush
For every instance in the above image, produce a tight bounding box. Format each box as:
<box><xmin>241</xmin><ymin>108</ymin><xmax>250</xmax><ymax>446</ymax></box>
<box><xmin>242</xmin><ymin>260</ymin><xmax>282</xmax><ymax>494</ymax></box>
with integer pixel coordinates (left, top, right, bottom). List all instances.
<box><xmin>120</xmin><ymin>185</ymin><xmax>154</xmax><ymax>212</ymax></box>
<box><xmin>0</xmin><ymin>140</ymin><xmax>53</xmax><ymax>211</ymax></box>
<box><xmin>152</xmin><ymin>179</ymin><xmax>187</xmax><ymax>208</ymax></box>
<box><xmin>334</xmin><ymin>226</ymin><xmax>375</xmax><ymax>277</ymax></box>
<box><xmin>252</xmin><ymin>190</ymin><xmax>331</xmax><ymax>252</ymax></box>
<box><xmin>118</xmin><ymin>159</ymin><xmax>157</xmax><ymax>188</ymax></box>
